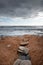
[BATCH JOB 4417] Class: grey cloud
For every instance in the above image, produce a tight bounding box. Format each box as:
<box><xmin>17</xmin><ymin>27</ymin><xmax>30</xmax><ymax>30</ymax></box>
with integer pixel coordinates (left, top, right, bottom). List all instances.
<box><xmin>0</xmin><ymin>0</ymin><xmax>43</xmax><ymax>17</ymax></box>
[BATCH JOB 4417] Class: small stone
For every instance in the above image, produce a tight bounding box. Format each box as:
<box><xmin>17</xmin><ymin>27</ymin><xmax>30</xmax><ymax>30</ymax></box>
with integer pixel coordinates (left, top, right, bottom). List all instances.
<box><xmin>7</xmin><ymin>44</ymin><xmax>11</xmax><ymax>48</ymax></box>
<box><xmin>18</xmin><ymin>46</ymin><xmax>29</xmax><ymax>55</ymax></box>
<box><xmin>20</xmin><ymin>42</ymin><xmax>28</xmax><ymax>46</ymax></box>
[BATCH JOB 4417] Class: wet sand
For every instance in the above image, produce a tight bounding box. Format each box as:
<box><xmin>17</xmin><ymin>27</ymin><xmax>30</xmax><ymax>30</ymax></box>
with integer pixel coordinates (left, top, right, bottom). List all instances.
<box><xmin>0</xmin><ymin>35</ymin><xmax>43</xmax><ymax>65</ymax></box>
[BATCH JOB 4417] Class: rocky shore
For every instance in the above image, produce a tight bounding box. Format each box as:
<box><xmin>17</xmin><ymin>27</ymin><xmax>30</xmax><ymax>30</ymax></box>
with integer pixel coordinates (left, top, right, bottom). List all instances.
<box><xmin>0</xmin><ymin>35</ymin><xmax>43</xmax><ymax>65</ymax></box>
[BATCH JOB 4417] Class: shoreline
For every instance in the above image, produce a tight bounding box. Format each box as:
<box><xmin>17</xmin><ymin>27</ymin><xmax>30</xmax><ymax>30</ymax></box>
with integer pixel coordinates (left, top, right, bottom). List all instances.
<box><xmin>0</xmin><ymin>33</ymin><xmax>43</xmax><ymax>37</ymax></box>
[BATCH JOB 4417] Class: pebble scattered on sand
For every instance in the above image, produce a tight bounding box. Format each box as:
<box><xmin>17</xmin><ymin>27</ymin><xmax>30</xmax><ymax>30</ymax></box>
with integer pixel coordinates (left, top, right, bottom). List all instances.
<box><xmin>7</xmin><ymin>44</ymin><xmax>11</xmax><ymax>48</ymax></box>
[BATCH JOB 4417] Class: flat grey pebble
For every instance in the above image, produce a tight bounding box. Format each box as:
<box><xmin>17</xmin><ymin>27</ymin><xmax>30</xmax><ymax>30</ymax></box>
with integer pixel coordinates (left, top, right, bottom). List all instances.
<box><xmin>20</xmin><ymin>42</ymin><xmax>28</xmax><ymax>46</ymax></box>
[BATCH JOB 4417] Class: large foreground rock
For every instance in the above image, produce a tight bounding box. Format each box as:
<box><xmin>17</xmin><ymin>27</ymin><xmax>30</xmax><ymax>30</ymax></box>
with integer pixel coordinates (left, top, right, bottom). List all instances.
<box><xmin>18</xmin><ymin>46</ymin><xmax>29</xmax><ymax>55</ymax></box>
<box><xmin>13</xmin><ymin>59</ymin><xmax>21</xmax><ymax>65</ymax></box>
<box><xmin>13</xmin><ymin>59</ymin><xmax>32</xmax><ymax>65</ymax></box>
<box><xmin>20</xmin><ymin>60</ymin><xmax>32</xmax><ymax>65</ymax></box>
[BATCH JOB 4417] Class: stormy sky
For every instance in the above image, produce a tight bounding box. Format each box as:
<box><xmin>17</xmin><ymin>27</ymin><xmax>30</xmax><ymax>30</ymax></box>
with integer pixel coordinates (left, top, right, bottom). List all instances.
<box><xmin>0</xmin><ymin>0</ymin><xmax>43</xmax><ymax>26</ymax></box>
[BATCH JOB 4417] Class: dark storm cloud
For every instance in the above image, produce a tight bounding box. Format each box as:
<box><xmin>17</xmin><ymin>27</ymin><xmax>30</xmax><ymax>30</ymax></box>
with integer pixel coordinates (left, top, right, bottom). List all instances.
<box><xmin>0</xmin><ymin>0</ymin><xmax>43</xmax><ymax>17</ymax></box>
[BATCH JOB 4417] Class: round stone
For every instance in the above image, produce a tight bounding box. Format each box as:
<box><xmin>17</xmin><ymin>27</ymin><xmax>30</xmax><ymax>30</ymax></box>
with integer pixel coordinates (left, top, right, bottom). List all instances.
<box><xmin>18</xmin><ymin>46</ymin><xmax>29</xmax><ymax>55</ymax></box>
<box><xmin>20</xmin><ymin>60</ymin><xmax>32</xmax><ymax>65</ymax></box>
<box><xmin>20</xmin><ymin>42</ymin><xmax>28</xmax><ymax>46</ymax></box>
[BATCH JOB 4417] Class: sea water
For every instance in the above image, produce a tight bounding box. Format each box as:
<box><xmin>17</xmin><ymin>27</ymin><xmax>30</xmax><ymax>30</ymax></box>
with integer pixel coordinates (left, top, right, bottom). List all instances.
<box><xmin>0</xmin><ymin>26</ymin><xmax>43</xmax><ymax>36</ymax></box>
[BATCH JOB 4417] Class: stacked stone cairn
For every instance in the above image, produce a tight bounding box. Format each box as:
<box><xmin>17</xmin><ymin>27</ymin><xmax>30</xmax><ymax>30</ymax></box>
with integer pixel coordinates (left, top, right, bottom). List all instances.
<box><xmin>13</xmin><ymin>41</ymin><xmax>32</xmax><ymax>65</ymax></box>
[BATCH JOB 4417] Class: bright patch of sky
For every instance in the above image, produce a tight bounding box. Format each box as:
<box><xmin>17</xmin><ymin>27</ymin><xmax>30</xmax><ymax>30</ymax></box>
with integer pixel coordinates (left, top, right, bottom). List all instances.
<box><xmin>0</xmin><ymin>12</ymin><xmax>43</xmax><ymax>26</ymax></box>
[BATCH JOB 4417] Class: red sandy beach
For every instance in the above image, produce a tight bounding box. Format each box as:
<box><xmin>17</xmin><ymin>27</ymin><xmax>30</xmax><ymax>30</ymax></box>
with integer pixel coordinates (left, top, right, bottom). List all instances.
<box><xmin>0</xmin><ymin>35</ymin><xmax>43</xmax><ymax>65</ymax></box>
